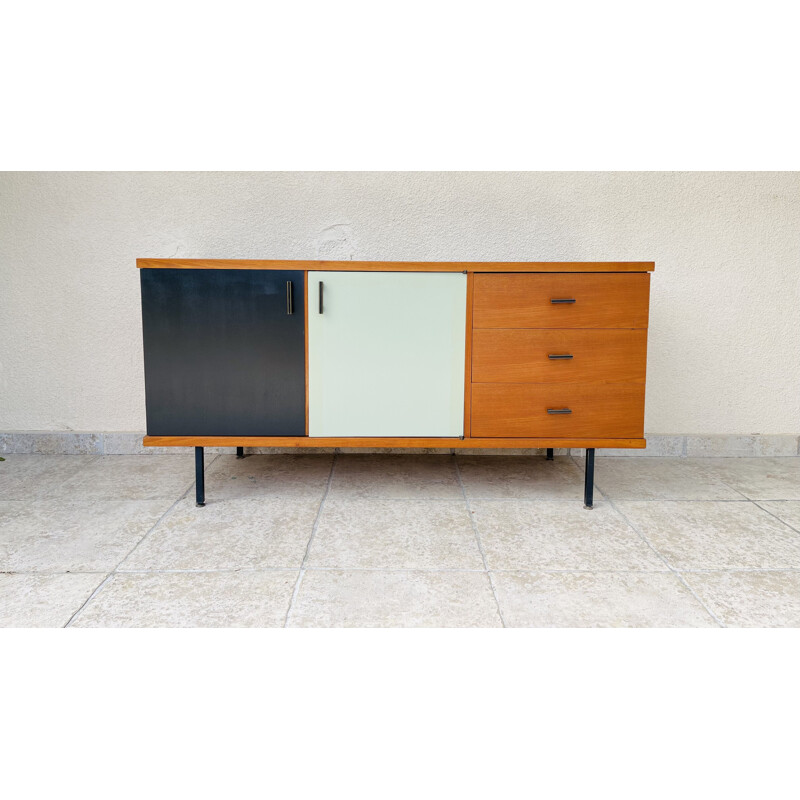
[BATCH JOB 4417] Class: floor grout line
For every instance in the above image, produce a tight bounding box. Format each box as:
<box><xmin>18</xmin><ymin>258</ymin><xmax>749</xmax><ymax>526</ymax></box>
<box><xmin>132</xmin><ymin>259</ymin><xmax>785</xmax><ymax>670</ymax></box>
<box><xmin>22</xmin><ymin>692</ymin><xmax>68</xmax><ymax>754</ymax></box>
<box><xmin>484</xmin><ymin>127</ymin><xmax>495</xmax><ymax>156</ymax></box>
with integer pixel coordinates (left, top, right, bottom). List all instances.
<box><xmin>670</xmin><ymin>567</ymin><xmax>800</xmax><ymax>573</ymax></box>
<box><xmin>144</xmin><ymin>566</ymin><xmax>484</xmax><ymax>574</ymax></box>
<box><xmin>454</xmin><ymin>455</ymin><xmax>507</xmax><ymax>628</ymax></box>
<box><xmin>0</xmin><ymin>495</ymin><xmax>768</xmax><ymax>506</ymax></box>
<box><xmin>63</xmin><ymin>573</ymin><xmax>115</xmax><ymax>627</ymax></box>
<box><xmin>283</xmin><ymin>453</ymin><xmax>338</xmax><ymax>627</ymax></box>
<box><xmin>714</xmin><ymin>477</ymin><xmax>756</xmax><ymax>502</ymax></box>
<box><xmin>9</xmin><ymin>566</ymin><xmax>800</xmax><ymax>577</ymax></box>
<box><xmin>63</xmin><ymin>453</ymin><xmax>221</xmax><ymax>627</ymax></box>
<box><xmin>751</xmin><ymin>501</ymin><xmax>800</xmax><ymax>538</ymax></box>
<box><xmin>601</xmin><ymin>493</ymin><xmax>727</xmax><ymax>628</ymax></box>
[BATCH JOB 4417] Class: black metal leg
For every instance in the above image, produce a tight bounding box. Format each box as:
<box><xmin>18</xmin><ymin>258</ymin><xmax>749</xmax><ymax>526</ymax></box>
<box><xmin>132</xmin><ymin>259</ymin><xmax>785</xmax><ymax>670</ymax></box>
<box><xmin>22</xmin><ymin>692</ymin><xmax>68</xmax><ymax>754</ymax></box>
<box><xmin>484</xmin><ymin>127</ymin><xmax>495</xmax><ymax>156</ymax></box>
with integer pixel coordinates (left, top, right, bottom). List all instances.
<box><xmin>195</xmin><ymin>446</ymin><xmax>205</xmax><ymax>507</ymax></box>
<box><xmin>236</xmin><ymin>446</ymin><xmax>244</xmax><ymax>459</ymax></box>
<box><xmin>583</xmin><ymin>448</ymin><xmax>595</xmax><ymax>509</ymax></box>
<box><xmin>546</xmin><ymin>448</ymin><xmax>554</xmax><ymax>460</ymax></box>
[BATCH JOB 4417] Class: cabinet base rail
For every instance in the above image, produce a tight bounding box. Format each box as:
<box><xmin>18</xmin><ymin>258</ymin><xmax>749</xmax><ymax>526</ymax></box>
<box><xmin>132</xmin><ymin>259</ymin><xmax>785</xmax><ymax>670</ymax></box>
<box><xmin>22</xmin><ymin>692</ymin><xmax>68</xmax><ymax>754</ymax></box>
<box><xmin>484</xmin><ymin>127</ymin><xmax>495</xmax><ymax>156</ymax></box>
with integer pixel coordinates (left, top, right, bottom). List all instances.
<box><xmin>147</xmin><ymin>435</ymin><xmax>644</xmax><ymax>449</ymax></box>
<box><xmin>191</xmin><ymin>444</ymin><xmax>598</xmax><ymax>509</ymax></box>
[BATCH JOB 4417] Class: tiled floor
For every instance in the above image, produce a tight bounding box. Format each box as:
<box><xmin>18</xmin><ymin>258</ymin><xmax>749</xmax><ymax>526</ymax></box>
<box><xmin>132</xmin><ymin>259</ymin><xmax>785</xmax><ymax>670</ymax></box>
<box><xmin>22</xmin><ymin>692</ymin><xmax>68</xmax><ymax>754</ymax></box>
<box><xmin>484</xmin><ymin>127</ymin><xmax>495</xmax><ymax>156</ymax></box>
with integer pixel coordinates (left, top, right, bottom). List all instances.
<box><xmin>1</xmin><ymin>453</ymin><xmax>799</xmax><ymax>627</ymax></box>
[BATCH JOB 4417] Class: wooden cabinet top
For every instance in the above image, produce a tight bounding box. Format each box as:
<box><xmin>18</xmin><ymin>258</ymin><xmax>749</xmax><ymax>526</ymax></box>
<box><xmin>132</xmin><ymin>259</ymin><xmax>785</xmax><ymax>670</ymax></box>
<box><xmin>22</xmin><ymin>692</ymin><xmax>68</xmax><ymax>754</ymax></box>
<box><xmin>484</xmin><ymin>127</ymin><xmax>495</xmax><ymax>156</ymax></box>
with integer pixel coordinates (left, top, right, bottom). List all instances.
<box><xmin>137</xmin><ymin>259</ymin><xmax>655</xmax><ymax>273</ymax></box>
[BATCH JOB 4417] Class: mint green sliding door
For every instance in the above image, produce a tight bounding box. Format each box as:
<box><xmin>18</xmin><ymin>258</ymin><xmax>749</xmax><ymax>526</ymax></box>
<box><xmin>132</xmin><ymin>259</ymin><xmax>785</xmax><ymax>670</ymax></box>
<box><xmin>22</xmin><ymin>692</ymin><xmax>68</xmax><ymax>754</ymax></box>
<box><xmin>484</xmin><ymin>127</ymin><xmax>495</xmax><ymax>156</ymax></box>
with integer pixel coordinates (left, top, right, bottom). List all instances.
<box><xmin>308</xmin><ymin>271</ymin><xmax>467</xmax><ymax>437</ymax></box>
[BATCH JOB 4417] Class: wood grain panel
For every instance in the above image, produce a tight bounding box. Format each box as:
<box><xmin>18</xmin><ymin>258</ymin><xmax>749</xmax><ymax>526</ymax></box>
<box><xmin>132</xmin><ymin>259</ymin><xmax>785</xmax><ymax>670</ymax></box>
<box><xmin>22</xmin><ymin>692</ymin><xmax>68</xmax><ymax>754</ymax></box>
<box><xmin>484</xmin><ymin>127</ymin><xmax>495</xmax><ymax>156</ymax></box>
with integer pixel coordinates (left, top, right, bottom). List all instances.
<box><xmin>473</xmin><ymin>273</ymin><xmax>650</xmax><ymax>329</ymax></box>
<box><xmin>138</xmin><ymin>259</ymin><xmax>655</xmax><ymax>273</ymax></box>
<box><xmin>471</xmin><ymin>383</ymin><xmax>645</xmax><ymax>438</ymax></box>
<box><xmin>472</xmin><ymin>329</ymin><xmax>648</xmax><ymax>384</ymax></box>
<box><xmin>144</xmin><ymin>435</ymin><xmax>646</xmax><ymax>449</ymax></box>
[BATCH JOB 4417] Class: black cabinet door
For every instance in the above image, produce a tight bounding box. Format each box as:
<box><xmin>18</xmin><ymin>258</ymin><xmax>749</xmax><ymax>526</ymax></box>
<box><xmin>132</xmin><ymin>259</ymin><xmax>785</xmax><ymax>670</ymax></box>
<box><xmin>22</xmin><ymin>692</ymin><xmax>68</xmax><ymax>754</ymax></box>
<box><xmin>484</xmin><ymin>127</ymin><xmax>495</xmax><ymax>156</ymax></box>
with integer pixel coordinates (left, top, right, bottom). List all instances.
<box><xmin>141</xmin><ymin>269</ymin><xmax>305</xmax><ymax>436</ymax></box>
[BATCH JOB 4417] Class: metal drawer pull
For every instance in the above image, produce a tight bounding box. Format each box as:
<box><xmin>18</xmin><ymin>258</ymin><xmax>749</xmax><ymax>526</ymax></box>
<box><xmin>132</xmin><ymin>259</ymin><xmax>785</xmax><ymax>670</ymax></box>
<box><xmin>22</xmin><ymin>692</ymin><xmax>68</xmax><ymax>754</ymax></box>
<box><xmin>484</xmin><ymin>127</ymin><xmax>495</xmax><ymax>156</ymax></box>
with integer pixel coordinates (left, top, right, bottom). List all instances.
<box><xmin>550</xmin><ymin>298</ymin><xmax>576</xmax><ymax>304</ymax></box>
<box><xmin>548</xmin><ymin>354</ymin><xmax>574</xmax><ymax>360</ymax></box>
<box><xmin>286</xmin><ymin>281</ymin><xmax>294</xmax><ymax>315</ymax></box>
<box><xmin>547</xmin><ymin>408</ymin><xmax>572</xmax><ymax>414</ymax></box>
<box><xmin>319</xmin><ymin>281</ymin><xmax>324</xmax><ymax>314</ymax></box>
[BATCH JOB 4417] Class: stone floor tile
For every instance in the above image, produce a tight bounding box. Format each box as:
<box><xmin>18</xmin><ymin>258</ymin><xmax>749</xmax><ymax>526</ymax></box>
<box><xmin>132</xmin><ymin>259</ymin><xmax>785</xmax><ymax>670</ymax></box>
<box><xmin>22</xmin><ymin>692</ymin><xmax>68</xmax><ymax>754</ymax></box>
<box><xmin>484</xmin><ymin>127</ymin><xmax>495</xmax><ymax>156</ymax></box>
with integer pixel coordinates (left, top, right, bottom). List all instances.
<box><xmin>493</xmin><ymin>571</ymin><xmax>717</xmax><ymax>627</ymax></box>
<box><xmin>71</xmin><ymin>571</ymin><xmax>297</xmax><ymax>627</ymax></box>
<box><xmin>307</xmin><ymin>499</ymin><xmax>482</xmax><ymax>570</ymax></box>
<box><xmin>204</xmin><ymin>454</ymin><xmax>334</xmax><ymax>500</ymax></box>
<box><xmin>45</xmin><ymin>455</ymin><xmax>195</xmax><ymax>501</ymax></box>
<box><xmin>470</xmin><ymin>500</ymin><xmax>665</xmax><ymax>571</ymax></box>
<box><xmin>698</xmin><ymin>458</ymin><xmax>800</xmax><ymax>500</ymax></box>
<box><xmin>288</xmin><ymin>570</ymin><xmax>501</xmax><ymax>627</ymax></box>
<box><xmin>0</xmin><ymin>499</ymin><xmax>169</xmax><ymax>572</ymax></box>
<box><xmin>119</xmin><ymin>497</ymin><xmax>320</xmax><ymax>571</ymax></box>
<box><xmin>328</xmin><ymin>455</ymin><xmax>462</xmax><ymax>499</ymax></box>
<box><xmin>456</xmin><ymin>455</ymin><xmax>585</xmax><ymax>500</ymax></box>
<box><xmin>0</xmin><ymin>455</ymin><xmax>99</xmax><ymax>500</ymax></box>
<box><xmin>0</xmin><ymin>573</ymin><xmax>102</xmax><ymax>627</ymax></box>
<box><xmin>585</xmin><ymin>457</ymin><xmax>743</xmax><ymax>501</ymax></box>
<box><xmin>618</xmin><ymin>501</ymin><xmax>800</xmax><ymax>570</ymax></box>
<box><xmin>756</xmin><ymin>501</ymin><xmax>800</xmax><ymax>532</ymax></box>
<box><xmin>2</xmin><ymin>452</ymin><xmax>799</xmax><ymax>628</ymax></box>
<box><xmin>682</xmin><ymin>571</ymin><xmax>800</xmax><ymax>627</ymax></box>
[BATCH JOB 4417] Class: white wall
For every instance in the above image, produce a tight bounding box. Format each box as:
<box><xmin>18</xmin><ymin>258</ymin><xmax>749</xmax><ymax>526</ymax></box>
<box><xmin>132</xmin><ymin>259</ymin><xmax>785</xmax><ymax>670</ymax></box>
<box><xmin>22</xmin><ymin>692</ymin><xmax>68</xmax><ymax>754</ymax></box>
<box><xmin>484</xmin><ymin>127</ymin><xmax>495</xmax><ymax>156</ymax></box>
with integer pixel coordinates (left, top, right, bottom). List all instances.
<box><xmin>1</xmin><ymin>172</ymin><xmax>798</xmax><ymax>436</ymax></box>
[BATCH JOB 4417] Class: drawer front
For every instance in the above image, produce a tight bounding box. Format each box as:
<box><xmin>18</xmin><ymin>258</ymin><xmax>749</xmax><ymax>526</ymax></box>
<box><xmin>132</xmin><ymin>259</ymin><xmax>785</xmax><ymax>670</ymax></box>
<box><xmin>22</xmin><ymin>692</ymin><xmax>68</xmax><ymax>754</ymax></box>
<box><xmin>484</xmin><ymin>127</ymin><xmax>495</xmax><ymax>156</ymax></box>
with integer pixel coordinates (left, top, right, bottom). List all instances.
<box><xmin>472</xmin><ymin>329</ymin><xmax>648</xmax><ymax>384</ymax></box>
<box><xmin>471</xmin><ymin>383</ymin><xmax>645</xmax><ymax>438</ymax></box>
<box><xmin>473</xmin><ymin>273</ymin><xmax>650</xmax><ymax>329</ymax></box>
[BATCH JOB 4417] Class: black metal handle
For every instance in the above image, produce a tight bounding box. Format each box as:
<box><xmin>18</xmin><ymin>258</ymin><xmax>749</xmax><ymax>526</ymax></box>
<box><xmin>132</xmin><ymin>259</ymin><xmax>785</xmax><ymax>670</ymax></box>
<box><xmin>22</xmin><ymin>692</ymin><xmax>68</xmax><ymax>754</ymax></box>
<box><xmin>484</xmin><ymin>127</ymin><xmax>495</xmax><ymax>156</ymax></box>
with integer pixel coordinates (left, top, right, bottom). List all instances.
<box><xmin>318</xmin><ymin>281</ymin><xmax>323</xmax><ymax>314</ymax></box>
<box><xmin>547</xmin><ymin>408</ymin><xmax>572</xmax><ymax>414</ymax></box>
<box><xmin>548</xmin><ymin>354</ymin><xmax>574</xmax><ymax>360</ymax></box>
<box><xmin>286</xmin><ymin>281</ymin><xmax>293</xmax><ymax>315</ymax></box>
<box><xmin>550</xmin><ymin>298</ymin><xmax>576</xmax><ymax>304</ymax></box>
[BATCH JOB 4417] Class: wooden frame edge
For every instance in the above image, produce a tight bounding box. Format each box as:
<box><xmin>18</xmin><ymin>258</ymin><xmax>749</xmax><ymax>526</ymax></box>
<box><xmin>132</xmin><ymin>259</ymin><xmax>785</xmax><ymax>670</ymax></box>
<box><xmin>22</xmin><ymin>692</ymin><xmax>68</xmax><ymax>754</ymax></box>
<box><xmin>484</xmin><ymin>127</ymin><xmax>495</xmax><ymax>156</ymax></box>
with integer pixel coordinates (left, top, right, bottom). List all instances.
<box><xmin>137</xmin><ymin>259</ymin><xmax>655</xmax><ymax>273</ymax></box>
<box><xmin>143</xmin><ymin>435</ymin><xmax>647</xmax><ymax>449</ymax></box>
<box><xmin>304</xmin><ymin>271</ymin><xmax>309</xmax><ymax>436</ymax></box>
<box><xmin>463</xmin><ymin>272</ymin><xmax>473</xmax><ymax>438</ymax></box>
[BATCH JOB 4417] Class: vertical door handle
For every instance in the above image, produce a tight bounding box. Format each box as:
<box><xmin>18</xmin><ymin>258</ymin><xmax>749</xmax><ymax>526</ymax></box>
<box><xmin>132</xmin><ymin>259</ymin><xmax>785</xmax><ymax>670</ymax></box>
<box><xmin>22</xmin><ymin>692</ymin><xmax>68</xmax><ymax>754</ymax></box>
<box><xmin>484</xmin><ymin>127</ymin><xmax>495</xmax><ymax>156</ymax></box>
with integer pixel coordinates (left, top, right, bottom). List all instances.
<box><xmin>318</xmin><ymin>281</ymin><xmax>324</xmax><ymax>314</ymax></box>
<box><xmin>286</xmin><ymin>281</ymin><xmax>294</xmax><ymax>315</ymax></box>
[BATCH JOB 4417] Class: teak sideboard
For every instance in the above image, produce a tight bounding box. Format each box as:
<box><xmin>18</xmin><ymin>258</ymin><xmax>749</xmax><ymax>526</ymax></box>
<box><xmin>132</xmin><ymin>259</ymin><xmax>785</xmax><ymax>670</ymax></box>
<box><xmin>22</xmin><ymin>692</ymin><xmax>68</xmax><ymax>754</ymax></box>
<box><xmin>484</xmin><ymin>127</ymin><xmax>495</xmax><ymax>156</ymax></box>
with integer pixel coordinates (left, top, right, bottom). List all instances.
<box><xmin>138</xmin><ymin>260</ymin><xmax>654</xmax><ymax>507</ymax></box>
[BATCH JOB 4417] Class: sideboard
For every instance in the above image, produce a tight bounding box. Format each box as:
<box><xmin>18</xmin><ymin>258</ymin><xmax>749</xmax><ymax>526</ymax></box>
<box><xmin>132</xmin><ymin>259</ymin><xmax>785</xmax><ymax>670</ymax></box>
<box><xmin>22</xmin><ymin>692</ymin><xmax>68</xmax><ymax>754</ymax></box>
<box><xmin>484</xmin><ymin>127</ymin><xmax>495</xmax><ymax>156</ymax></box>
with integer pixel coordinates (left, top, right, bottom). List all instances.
<box><xmin>138</xmin><ymin>260</ymin><xmax>654</xmax><ymax>507</ymax></box>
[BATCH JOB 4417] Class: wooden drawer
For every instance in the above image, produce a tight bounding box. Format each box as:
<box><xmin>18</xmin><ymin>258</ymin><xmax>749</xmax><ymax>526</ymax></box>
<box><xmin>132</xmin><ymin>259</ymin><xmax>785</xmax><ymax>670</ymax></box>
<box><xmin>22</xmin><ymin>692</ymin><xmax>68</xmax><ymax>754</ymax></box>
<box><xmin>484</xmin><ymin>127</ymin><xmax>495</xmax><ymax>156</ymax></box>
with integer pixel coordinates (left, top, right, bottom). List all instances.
<box><xmin>471</xmin><ymin>382</ymin><xmax>645</xmax><ymax>438</ymax></box>
<box><xmin>472</xmin><ymin>329</ymin><xmax>647</xmax><ymax>384</ymax></box>
<box><xmin>472</xmin><ymin>273</ymin><xmax>650</xmax><ymax>329</ymax></box>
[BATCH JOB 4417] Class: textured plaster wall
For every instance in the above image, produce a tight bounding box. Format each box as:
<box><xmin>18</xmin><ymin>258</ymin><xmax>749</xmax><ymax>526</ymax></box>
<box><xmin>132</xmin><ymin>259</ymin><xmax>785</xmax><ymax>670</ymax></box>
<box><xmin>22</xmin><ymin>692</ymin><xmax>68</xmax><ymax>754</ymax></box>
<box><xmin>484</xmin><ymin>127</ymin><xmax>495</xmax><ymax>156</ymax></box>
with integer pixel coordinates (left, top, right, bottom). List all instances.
<box><xmin>1</xmin><ymin>172</ymin><xmax>798</xmax><ymax>435</ymax></box>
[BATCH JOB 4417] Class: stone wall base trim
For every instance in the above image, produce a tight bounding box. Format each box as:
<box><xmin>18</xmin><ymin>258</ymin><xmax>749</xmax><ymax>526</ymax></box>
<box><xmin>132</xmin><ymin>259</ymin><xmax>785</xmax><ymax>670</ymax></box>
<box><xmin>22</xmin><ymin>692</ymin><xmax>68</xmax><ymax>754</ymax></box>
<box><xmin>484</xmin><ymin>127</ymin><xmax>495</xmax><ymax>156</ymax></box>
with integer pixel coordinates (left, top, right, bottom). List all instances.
<box><xmin>2</xmin><ymin>432</ymin><xmax>798</xmax><ymax>457</ymax></box>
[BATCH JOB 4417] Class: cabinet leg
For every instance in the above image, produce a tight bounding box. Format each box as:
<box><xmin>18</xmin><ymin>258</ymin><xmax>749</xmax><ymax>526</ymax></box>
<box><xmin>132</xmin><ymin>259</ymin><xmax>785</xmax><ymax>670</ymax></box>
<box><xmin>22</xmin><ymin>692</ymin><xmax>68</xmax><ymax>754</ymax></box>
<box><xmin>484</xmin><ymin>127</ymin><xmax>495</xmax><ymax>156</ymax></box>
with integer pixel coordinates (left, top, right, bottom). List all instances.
<box><xmin>583</xmin><ymin>448</ymin><xmax>595</xmax><ymax>509</ymax></box>
<box><xmin>546</xmin><ymin>448</ymin><xmax>554</xmax><ymax>461</ymax></box>
<box><xmin>236</xmin><ymin>446</ymin><xmax>245</xmax><ymax>459</ymax></box>
<box><xmin>195</xmin><ymin>446</ymin><xmax>205</xmax><ymax>507</ymax></box>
